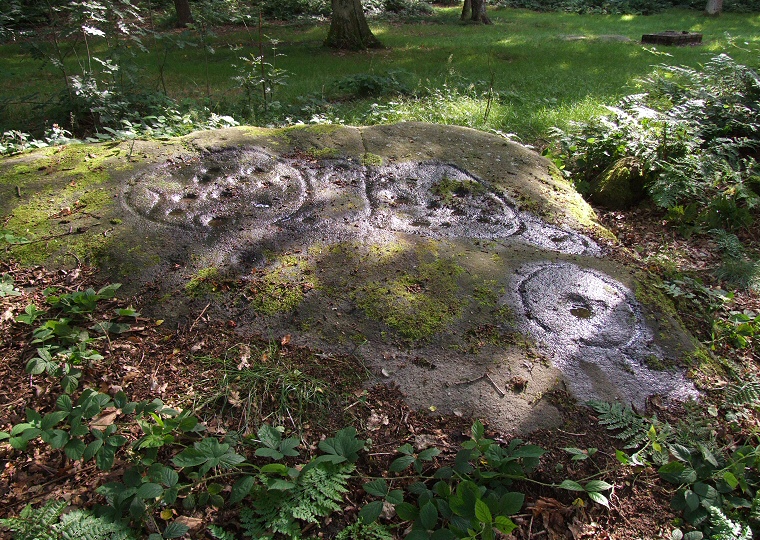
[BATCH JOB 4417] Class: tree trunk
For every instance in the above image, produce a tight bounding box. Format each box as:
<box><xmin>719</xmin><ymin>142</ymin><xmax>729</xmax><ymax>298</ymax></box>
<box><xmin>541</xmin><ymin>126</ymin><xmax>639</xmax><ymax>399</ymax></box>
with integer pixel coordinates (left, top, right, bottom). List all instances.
<box><xmin>704</xmin><ymin>0</ymin><xmax>723</xmax><ymax>15</ymax></box>
<box><xmin>460</xmin><ymin>0</ymin><xmax>471</xmax><ymax>20</ymax></box>
<box><xmin>173</xmin><ymin>0</ymin><xmax>194</xmax><ymax>27</ymax></box>
<box><xmin>470</xmin><ymin>0</ymin><xmax>492</xmax><ymax>24</ymax></box>
<box><xmin>325</xmin><ymin>0</ymin><xmax>383</xmax><ymax>50</ymax></box>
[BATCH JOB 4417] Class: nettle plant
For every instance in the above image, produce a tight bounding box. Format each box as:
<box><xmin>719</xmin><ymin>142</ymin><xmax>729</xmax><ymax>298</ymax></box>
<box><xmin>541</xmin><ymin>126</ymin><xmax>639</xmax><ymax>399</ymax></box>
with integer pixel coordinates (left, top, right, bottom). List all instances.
<box><xmin>359</xmin><ymin>421</ymin><xmax>612</xmax><ymax>540</ymax></box>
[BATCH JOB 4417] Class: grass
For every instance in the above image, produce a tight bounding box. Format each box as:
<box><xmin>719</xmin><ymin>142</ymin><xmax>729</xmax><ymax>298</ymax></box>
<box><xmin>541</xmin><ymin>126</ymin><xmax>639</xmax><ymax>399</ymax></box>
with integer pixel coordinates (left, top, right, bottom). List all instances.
<box><xmin>0</xmin><ymin>7</ymin><xmax>759</xmax><ymax>143</ymax></box>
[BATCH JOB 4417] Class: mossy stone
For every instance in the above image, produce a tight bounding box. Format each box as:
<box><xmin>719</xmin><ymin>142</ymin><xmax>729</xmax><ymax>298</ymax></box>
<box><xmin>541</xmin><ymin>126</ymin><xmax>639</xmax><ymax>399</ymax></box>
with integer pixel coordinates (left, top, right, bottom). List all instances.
<box><xmin>590</xmin><ymin>157</ymin><xmax>647</xmax><ymax>210</ymax></box>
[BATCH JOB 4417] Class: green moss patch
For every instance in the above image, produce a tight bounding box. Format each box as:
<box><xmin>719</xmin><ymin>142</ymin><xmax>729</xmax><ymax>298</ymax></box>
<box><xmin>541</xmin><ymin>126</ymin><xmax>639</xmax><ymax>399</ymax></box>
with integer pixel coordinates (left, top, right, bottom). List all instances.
<box><xmin>361</xmin><ymin>152</ymin><xmax>383</xmax><ymax>166</ymax></box>
<box><xmin>185</xmin><ymin>267</ymin><xmax>224</xmax><ymax>297</ymax></box>
<box><xmin>247</xmin><ymin>254</ymin><xmax>317</xmax><ymax>315</ymax></box>
<box><xmin>353</xmin><ymin>257</ymin><xmax>464</xmax><ymax>342</ymax></box>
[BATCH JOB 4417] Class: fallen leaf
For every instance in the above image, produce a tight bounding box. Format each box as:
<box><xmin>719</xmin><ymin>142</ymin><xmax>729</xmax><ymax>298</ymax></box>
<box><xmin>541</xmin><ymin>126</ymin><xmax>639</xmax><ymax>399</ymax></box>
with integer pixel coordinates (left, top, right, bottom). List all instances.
<box><xmin>174</xmin><ymin>515</ymin><xmax>203</xmax><ymax>532</ymax></box>
<box><xmin>228</xmin><ymin>389</ymin><xmax>242</xmax><ymax>408</ymax></box>
<box><xmin>281</xmin><ymin>334</ymin><xmax>291</xmax><ymax>345</ymax></box>
<box><xmin>90</xmin><ymin>408</ymin><xmax>118</xmax><ymax>430</ymax></box>
<box><xmin>238</xmin><ymin>345</ymin><xmax>251</xmax><ymax>370</ymax></box>
<box><xmin>367</xmin><ymin>410</ymin><xmax>389</xmax><ymax>431</ymax></box>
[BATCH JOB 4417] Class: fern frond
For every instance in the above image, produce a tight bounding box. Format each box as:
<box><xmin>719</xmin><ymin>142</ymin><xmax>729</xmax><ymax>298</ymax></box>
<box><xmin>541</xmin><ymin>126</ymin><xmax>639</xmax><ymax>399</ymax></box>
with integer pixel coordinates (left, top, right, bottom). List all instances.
<box><xmin>335</xmin><ymin>521</ymin><xmax>395</xmax><ymax>540</ymax></box>
<box><xmin>0</xmin><ymin>500</ymin><xmax>66</xmax><ymax>540</ymax></box>
<box><xmin>725</xmin><ymin>379</ymin><xmax>760</xmax><ymax>408</ymax></box>
<box><xmin>708</xmin><ymin>506</ymin><xmax>752</xmax><ymax>540</ymax></box>
<box><xmin>0</xmin><ymin>501</ymin><xmax>135</xmax><ymax>540</ymax></box>
<box><xmin>208</xmin><ymin>524</ymin><xmax>238</xmax><ymax>540</ymax></box>
<box><xmin>57</xmin><ymin>510</ymin><xmax>135</xmax><ymax>540</ymax></box>
<box><xmin>243</xmin><ymin>463</ymin><xmax>353</xmax><ymax>540</ymax></box>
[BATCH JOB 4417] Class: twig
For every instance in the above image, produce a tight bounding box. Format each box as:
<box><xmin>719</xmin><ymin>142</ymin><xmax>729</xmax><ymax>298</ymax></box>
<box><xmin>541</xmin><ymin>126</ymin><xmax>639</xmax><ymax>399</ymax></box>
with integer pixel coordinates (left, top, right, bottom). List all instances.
<box><xmin>455</xmin><ymin>373</ymin><xmax>505</xmax><ymax>397</ymax></box>
<box><xmin>558</xmin><ymin>428</ymin><xmax>587</xmax><ymax>437</ymax></box>
<box><xmin>454</xmin><ymin>373</ymin><xmax>486</xmax><ymax>386</ymax></box>
<box><xmin>485</xmin><ymin>373</ymin><xmax>506</xmax><ymax>397</ymax></box>
<box><xmin>528</xmin><ymin>513</ymin><xmax>534</xmax><ymax>539</ymax></box>
<box><xmin>189</xmin><ymin>302</ymin><xmax>211</xmax><ymax>332</ymax></box>
<box><xmin>16</xmin><ymin>186</ymin><xmax>21</xmax><ymax>198</ymax></box>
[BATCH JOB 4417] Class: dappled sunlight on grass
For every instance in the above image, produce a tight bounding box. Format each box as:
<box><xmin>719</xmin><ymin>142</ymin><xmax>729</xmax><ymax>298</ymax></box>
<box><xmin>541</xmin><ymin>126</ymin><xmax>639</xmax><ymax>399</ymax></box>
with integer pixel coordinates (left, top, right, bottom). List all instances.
<box><xmin>1</xmin><ymin>6</ymin><xmax>759</xmax><ymax>143</ymax></box>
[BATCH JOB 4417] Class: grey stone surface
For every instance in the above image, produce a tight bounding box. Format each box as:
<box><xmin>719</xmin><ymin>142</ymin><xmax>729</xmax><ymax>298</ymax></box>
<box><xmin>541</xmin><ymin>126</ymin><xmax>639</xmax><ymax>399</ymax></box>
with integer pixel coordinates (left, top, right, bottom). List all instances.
<box><xmin>0</xmin><ymin>123</ymin><xmax>698</xmax><ymax>432</ymax></box>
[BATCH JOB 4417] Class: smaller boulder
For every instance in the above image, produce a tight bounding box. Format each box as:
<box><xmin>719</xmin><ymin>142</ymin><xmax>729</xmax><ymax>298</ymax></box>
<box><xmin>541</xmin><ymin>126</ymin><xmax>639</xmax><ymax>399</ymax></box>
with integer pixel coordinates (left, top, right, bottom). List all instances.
<box><xmin>590</xmin><ymin>156</ymin><xmax>647</xmax><ymax>210</ymax></box>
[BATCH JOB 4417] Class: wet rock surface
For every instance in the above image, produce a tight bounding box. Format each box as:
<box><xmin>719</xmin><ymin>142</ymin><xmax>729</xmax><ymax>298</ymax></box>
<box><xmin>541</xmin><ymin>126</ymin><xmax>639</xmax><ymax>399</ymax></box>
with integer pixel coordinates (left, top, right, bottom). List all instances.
<box><xmin>0</xmin><ymin>123</ymin><xmax>697</xmax><ymax>432</ymax></box>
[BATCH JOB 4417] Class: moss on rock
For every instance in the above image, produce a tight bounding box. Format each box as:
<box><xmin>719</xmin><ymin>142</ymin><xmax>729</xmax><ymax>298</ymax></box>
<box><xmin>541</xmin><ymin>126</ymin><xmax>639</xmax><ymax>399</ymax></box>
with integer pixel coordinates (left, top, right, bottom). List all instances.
<box><xmin>353</xmin><ymin>257</ymin><xmax>464</xmax><ymax>342</ymax></box>
<box><xmin>590</xmin><ymin>157</ymin><xmax>647</xmax><ymax>210</ymax></box>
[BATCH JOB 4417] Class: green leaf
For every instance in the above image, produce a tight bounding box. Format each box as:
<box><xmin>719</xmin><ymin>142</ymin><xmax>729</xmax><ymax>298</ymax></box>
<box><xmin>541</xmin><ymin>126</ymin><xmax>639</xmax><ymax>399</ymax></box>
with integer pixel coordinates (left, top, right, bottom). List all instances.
<box><xmin>474</xmin><ymin>498</ymin><xmax>492</xmax><ymax>524</ymax></box>
<box><xmin>64</xmin><ymin>439</ymin><xmax>86</xmax><ymax>460</ymax></box>
<box><xmin>396</xmin><ymin>502</ymin><xmax>419</xmax><ymax>521</ymax></box>
<box><xmin>615</xmin><ymin>449</ymin><xmax>630</xmax><ymax>465</ymax></box>
<box><xmin>471</xmin><ymin>420</ymin><xmax>485</xmax><ymax>441</ymax></box>
<box><xmin>84</xmin><ymin>439</ymin><xmax>103</xmax><ymax>461</ymax></box>
<box><xmin>96</xmin><ymin>444</ymin><xmax>116</xmax><ymax>470</ymax></box>
<box><xmin>136</xmin><ymin>482</ymin><xmax>164</xmax><ymax>500</ymax></box>
<box><xmin>669</xmin><ymin>444</ymin><xmax>693</xmax><ymax>462</ymax></box>
<box><xmin>363</xmin><ymin>479</ymin><xmax>389</xmax><ymax>498</ymax></box>
<box><xmin>430</xmin><ymin>529</ymin><xmax>456</xmax><ymax>540</ymax></box>
<box><xmin>260</xmin><ymin>463</ymin><xmax>289</xmax><ymax>475</ymax></box>
<box><xmin>387</xmin><ymin>489</ymin><xmax>404</xmax><ymax>505</ymax></box>
<box><xmin>685</xmin><ymin>490</ymin><xmax>700</xmax><ymax>511</ymax></box>
<box><xmin>360</xmin><ymin>500</ymin><xmax>384</xmax><ymax>524</ymax></box>
<box><xmin>498</xmin><ymin>492</ymin><xmax>524</xmax><ymax>515</ymax></box>
<box><xmin>418</xmin><ymin>447</ymin><xmax>440</xmax><ymax>461</ymax></box>
<box><xmin>255</xmin><ymin>447</ymin><xmax>284</xmax><ymax>460</ymax></box>
<box><xmin>419</xmin><ymin>501</ymin><xmax>438</xmax><ymax>530</ymax></box>
<box><xmin>584</xmin><ymin>480</ymin><xmax>613</xmax><ymax>492</ymax></box>
<box><xmin>279</xmin><ymin>437</ymin><xmax>300</xmax><ymax>457</ymax></box>
<box><xmin>26</xmin><ymin>357</ymin><xmax>48</xmax><ymax>375</ymax></box>
<box><xmin>40</xmin><ymin>411</ymin><xmax>69</xmax><ymax>431</ymax></box>
<box><xmin>42</xmin><ymin>429</ymin><xmax>70</xmax><ymax>449</ymax></box>
<box><xmin>257</xmin><ymin>424</ymin><xmax>282</xmax><ymax>448</ymax></box>
<box><xmin>494</xmin><ymin>515</ymin><xmax>517</xmax><ymax>534</ymax></box>
<box><xmin>318</xmin><ymin>426</ymin><xmax>365</xmax><ymax>463</ymax></box>
<box><xmin>513</xmin><ymin>444</ymin><xmax>545</xmax><ymax>458</ymax></box>
<box><xmin>173</xmin><ymin>448</ymin><xmax>209</xmax><ymax>468</ymax></box>
<box><xmin>230</xmin><ymin>475</ymin><xmax>255</xmax><ymax>505</ymax></box>
<box><xmin>659</xmin><ymin>461</ymin><xmax>697</xmax><ymax>485</ymax></box>
<box><xmin>55</xmin><ymin>395</ymin><xmax>73</xmax><ymax>413</ymax></box>
<box><xmin>163</xmin><ymin>521</ymin><xmax>190</xmax><ymax>539</ymax></box>
<box><xmin>587</xmin><ymin>491</ymin><xmax>609</xmax><ymax>507</ymax></box>
<box><xmin>723</xmin><ymin>471</ymin><xmax>739</xmax><ymax>490</ymax></box>
<box><xmin>390</xmin><ymin>455</ymin><xmax>416</xmax><ymax>473</ymax></box>
<box><xmin>152</xmin><ymin>465</ymin><xmax>179</xmax><ymax>488</ymax></box>
<box><xmin>558</xmin><ymin>480</ymin><xmax>585</xmax><ymax>492</ymax></box>
<box><xmin>434</xmin><ymin>466</ymin><xmax>453</xmax><ymax>479</ymax></box>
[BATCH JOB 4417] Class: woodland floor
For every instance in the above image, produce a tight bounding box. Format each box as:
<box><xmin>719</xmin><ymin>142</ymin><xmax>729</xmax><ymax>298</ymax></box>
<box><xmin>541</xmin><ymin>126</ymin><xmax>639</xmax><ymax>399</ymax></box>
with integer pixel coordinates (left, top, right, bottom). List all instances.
<box><xmin>0</xmin><ymin>202</ymin><xmax>758</xmax><ymax>539</ymax></box>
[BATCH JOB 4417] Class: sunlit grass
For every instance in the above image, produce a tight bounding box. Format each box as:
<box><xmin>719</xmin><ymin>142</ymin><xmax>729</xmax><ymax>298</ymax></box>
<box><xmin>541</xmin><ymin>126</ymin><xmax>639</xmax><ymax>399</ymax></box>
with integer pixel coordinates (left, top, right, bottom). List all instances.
<box><xmin>1</xmin><ymin>7</ymin><xmax>758</xmax><ymax>143</ymax></box>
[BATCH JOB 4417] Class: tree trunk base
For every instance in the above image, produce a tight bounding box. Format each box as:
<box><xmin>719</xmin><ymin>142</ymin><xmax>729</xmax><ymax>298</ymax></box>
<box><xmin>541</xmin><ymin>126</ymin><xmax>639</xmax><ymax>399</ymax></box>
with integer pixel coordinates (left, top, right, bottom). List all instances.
<box><xmin>325</xmin><ymin>0</ymin><xmax>384</xmax><ymax>50</ymax></box>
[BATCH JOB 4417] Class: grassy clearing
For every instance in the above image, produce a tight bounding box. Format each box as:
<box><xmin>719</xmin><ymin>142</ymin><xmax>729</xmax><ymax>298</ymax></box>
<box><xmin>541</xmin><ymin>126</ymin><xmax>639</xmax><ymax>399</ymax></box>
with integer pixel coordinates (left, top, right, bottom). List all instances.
<box><xmin>1</xmin><ymin>7</ymin><xmax>759</xmax><ymax>143</ymax></box>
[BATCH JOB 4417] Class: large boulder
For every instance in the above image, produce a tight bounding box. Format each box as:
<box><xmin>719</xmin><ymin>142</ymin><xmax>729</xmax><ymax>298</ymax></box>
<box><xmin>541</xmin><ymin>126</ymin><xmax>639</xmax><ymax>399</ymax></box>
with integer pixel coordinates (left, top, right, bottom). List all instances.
<box><xmin>0</xmin><ymin>123</ymin><xmax>697</xmax><ymax>432</ymax></box>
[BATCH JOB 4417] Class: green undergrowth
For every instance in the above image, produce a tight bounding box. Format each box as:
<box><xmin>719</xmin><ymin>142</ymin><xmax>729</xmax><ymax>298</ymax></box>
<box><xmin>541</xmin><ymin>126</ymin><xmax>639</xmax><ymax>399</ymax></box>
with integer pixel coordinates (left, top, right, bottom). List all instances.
<box><xmin>0</xmin><ymin>271</ymin><xmax>618</xmax><ymax>539</ymax></box>
<box><xmin>1</xmin><ymin>6</ymin><xmax>759</xmax><ymax>149</ymax></box>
